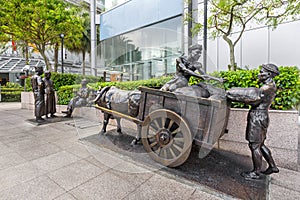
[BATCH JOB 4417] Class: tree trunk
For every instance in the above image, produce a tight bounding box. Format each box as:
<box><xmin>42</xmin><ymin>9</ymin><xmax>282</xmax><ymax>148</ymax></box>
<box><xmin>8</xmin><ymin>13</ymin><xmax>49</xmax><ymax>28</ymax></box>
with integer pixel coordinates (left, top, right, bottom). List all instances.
<box><xmin>36</xmin><ymin>44</ymin><xmax>51</xmax><ymax>71</ymax></box>
<box><xmin>223</xmin><ymin>35</ymin><xmax>237</xmax><ymax>71</ymax></box>
<box><xmin>39</xmin><ymin>50</ymin><xmax>51</xmax><ymax>71</ymax></box>
<box><xmin>82</xmin><ymin>50</ymin><xmax>86</xmax><ymax>75</ymax></box>
<box><xmin>25</xmin><ymin>42</ymin><xmax>29</xmax><ymax>64</ymax></box>
<box><xmin>53</xmin><ymin>42</ymin><xmax>59</xmax><ymax>72</ymax></box>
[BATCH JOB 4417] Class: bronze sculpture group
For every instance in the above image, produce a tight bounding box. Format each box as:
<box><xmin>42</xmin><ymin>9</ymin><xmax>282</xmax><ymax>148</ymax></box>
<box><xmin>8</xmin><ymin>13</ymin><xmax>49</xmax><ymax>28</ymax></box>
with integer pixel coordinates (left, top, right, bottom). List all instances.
<box><xmin>31</xmin><ymin>43</ymin><xmax>280</xmax><ymax>179</ymax></box>
<box><xmin>62</xmin><ymin>79</ymin><xmax>91</xmax><ymax>117</ymax></box>
<box><xmin>31</xmin><ymin>67</ymin><xmax>57</xmax><ymax>122</ymax></box>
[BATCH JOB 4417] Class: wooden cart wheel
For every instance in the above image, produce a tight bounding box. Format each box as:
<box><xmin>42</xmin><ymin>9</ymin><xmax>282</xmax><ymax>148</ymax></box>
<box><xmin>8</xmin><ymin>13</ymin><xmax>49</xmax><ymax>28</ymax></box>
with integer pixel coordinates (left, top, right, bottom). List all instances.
<box><xmin>141</xmin><ymin>109</ymin><xmax>192</xmax><ymax>167</ymax></box>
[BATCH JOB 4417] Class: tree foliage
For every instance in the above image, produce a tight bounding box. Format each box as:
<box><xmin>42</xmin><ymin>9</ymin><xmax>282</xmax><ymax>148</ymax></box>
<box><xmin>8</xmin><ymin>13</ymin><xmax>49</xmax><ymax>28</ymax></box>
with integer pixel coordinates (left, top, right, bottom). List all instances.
<box><xmin>64</xmin><ymin>6</ymin><xmax>91</xmax><ymax>75</ymax></box>
<box><xmin>0</xmin><ymin>0</ymin><xmax>84</xmax><ymax>71</ymax></box>
<box><xmin>190</xmin><ymin>0</ymin><xmax>300</xmax><ymax>71</ymax></box>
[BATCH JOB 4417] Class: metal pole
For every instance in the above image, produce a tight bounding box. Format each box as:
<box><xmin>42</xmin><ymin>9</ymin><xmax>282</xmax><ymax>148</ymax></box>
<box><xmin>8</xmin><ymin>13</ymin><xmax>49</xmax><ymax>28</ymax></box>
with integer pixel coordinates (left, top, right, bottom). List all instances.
<box><xmin>60</xmin><ymin>34</ymin><xmax>64</xmax><ymax>73</ymax></box>
<box><xmin>90</xmin><ymin>0</ymin><xmax>96</xmax><ymax>76</ymax></box>
<box><xmin>203</xmin><ymin>0</ymin><xmax>208</xmax><ymax>73</ymax></box>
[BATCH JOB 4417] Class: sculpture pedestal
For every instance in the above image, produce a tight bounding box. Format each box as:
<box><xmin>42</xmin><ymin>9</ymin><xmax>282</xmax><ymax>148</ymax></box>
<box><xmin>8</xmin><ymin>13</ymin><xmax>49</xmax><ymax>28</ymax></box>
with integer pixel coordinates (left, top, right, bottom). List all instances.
<box><xmin>218</xmin><ymin>108</ymin><xmax>299</xmax><ymax>170</ymax></box>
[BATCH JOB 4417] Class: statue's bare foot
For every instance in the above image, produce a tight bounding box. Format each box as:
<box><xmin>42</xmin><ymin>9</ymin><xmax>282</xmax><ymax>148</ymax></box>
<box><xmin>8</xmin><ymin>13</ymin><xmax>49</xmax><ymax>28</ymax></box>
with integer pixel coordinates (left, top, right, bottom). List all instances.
<box><xmin>262</xmin><ymin>167</ymin><xmax>279</xmax><ymax>175</ymax></box>
<box><xmin>241</xmin><ymin>171</ymin><xmax>261</xmax><ymax>180</ymax></box>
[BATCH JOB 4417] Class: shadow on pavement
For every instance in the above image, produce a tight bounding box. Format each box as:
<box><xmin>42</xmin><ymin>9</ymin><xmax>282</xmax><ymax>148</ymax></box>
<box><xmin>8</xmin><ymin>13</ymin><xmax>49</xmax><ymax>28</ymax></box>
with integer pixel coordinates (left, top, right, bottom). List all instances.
<box><xmin>26</xmin><ymin>116</ymin><xmax>73</xmax><ymax>126</ymax></box>
<box><xmin>82</xmin><ymin>128</ymin><xmax>268</xmax><ymax>200</ymax></box>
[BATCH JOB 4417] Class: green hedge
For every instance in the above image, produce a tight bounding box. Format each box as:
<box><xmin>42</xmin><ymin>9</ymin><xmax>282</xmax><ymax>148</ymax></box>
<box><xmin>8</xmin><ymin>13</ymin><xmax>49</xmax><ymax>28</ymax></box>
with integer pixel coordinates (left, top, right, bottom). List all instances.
<box><xmin>0</xmin><ymin>87</ymin><xmax>23</xmax><ymax>102</ymax></box>
<box><xmin>57</xmin><ymin>85</ymin><xmax>79</xmax><ymax>105</ymax></box>
<box><xmin>25</xmin><ymin>72</ymin><xmax>102</xmax><ymax>91</ymax></box>
<box><xmin>56</xmin><ymin>66</ymin><xmax>299</xmax><ymax>110</ymax></box>
<box><xmin>57</xmin><ymin>77</ymin><xmax>172</xmax><ymax>105</ymax></box>
<box><xmin>0</xmin><ymin>82</ymin><xmax>23</xmax><ymax>102</ymax></box>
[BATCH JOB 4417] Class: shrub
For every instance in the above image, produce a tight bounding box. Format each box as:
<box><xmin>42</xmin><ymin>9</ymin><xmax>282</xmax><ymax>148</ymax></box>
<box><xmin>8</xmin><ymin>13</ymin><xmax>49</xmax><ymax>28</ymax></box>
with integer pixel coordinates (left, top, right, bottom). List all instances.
<box><xmin>54</xmin><ymin>66</ymin><xmax>300</xmax><ymax>110</ymax></box>
<box><xmin>50</xmin><ymin>72</ymin><xmax>101</xmax><ymax>91</ymax></box>
<box><xmin>25</xmin><ymin>72</ymin><xmax>102</xmax><ymax>92</ymax></box>
<box><xmin>95</xmin><ymin>76</ymin><xmax>172</xmax><ymax>90</ymax></box>
<box><xmin>57</xmin><ymin>77</ymin><xmax>172</xmax><ymax>105</ymax></box>
<box><xmin>57</xmin><ymin>85</ymin><xmax>80</xmax><ymax>105</ymax></box>
<box><xmin>0</xmin><ymin>83</ymin><xmax>23</xmax><ymax>102</ymax></box>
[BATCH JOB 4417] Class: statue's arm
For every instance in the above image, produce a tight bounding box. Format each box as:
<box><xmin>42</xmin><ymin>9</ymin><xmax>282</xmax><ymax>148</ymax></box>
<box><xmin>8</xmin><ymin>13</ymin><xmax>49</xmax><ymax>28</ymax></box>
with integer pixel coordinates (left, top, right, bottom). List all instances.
<box><xmin>226</xmin><ymin>87</ymin><xmax>262</xmax><ymax>105</ymax></box>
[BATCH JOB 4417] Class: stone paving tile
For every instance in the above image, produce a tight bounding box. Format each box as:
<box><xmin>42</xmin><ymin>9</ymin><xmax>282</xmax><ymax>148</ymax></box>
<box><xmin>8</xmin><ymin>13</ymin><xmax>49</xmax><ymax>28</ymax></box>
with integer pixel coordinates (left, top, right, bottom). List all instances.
<box><xmin>5</xmin><ymin>138</ymin><xmax>49</xmax><ymax>152</ymax></box>
<box><xmin>110</xmin><ymin>161</ymin><xmax>154</xmax><ymax>188</ymax></box>
<box><xmin>0</xmin><ymin>175</ymin><xmax>65</xmax><ymax>200</ymax></box>
<box><xmin>28</xmin><ymin>126</ymin><xmax>64</xmax><ymax>136</ymax></box>
<box><xmin>54</xmin><ymin>192</ymin><xmax>78</xmax><ymax>200</ymax></box>
<box><xmin>39</xmin><ymin>131</ymin><xmax>77</xmax><ymax>143</ymax></box>
<box><xmin>0</xmin><ymin>132</ymin><xmax>36</xmax><ymax>144</ymax></box>
<box><xmin>48</xmin><ymin>159</ymin><xmax>105</xmax><ymax>191</ymax></box>
<box><xmin>0</xmin><ymin>142</ymin><xmax>13</xmax><ymax>156</ymax></box>
<box><xmin>83</xmin><ymin>156</ymin><xmax>110</xmax><ymax>171</ymax></box>
<box><xmin>31</xmin><ymin>151</ymin><xmax>81</xmax><ymax>172</ymax></box>
<box><xmin>50</xmin><ymin>136</ymin><xmax>79</xmax><ymax>149</ymax></box>
<box><xmin>78</xmin><ymin>145</ymin><xmax>125</xmax><ymax>169</ymax></box>
<box><xmin>50</xmin><ymin>121</ymin><xmax>78</xmax><ymax>132</ymax></box>
<box><xmin>0</xmin><ymin>162</ymin><xmax>46</xmax><ymax>192</ymax></box>
<box><xmin>123</xmin><ymin>174</ymin><xmax>195</xmax><ymax>200</ymax></box>
<box><xmin>270</xmin><ymin>167</ymin><xmax>300</xmax><ymax>192</ymax></box>
<box><xmin>188</xmin><ymin>189</ymin><xmax>229</xmax><ymax>200</ymax></box>
<box><xmin>16</xmin><ymin>142</ymin><xmax>62</xmax><ymax>161</ymax></box>
<box><xmin>65</xmin><ymin>142</ymin><xmax>94</xmax><ymax>159</ymax></box>
<box><xmin>0</xmin><ymin>152</ymin><xmax>27</xmax><ymax>170</ymax></box>
<box><xmin>70</xmin><ymin>171</ymin><xmax>136</xmax><ymax>200</ymax></box>
<box><xmin>269</xmin><ymin>183</ymin><xmax>300</xmax><ymax>200</ymax></box>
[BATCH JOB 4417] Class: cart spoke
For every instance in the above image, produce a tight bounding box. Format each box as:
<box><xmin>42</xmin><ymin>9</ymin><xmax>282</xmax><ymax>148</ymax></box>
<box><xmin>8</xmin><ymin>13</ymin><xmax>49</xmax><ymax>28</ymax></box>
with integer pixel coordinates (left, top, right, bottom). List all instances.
<box><xmin>172</xmin><ymin>143</ymin><xmax>183</xmax><ymax>152</ymax></box>
<box><xmin>147</xmin><ymin>134</ymin><xmax>156</xmax><ymax>139</ymax></box>
<box><xmin>169</xmin><ymin>147</ymin><xmax>177</xmax><ymax>159</ymax></box>
<box><xmin>174</xmin><ymin>137</ymin><xmax>185</xmax><ymax>143</ymax></box>
<box><xmin>161</xmin><ymin>117</ymin><xmax>166</xmax><ymax>129</ymax></box>
<box><xmin>174</xmin><ymin>137</ymin><xmax>185</xmax><ymax>147</ymax></box>
<box><xmin>167</xmin><ymin>119</ymin><xmax>175</xmax><ymax>130</ymax></box>
<box><xmin>150</xmin><ymin>141</ymin><xmax>158</xmax><ymax>148</ymax></box>
<box><xmin>171</xmin><ymin>127</ymin><xmax>180</xmax><ymax>134</ymax></box>
<box><xmin>153</xmin><ymin>119</ymin><xmax>161</xmax><ymax>130</ymax></box>
<box><xmin>162</xmin><ymin>148</ymin><xmax>167</xmax><ymax>158</ymax></box>
<box><xmin>155</xmin><ymin>147</ymin><xmax>162</xmax><ymax>155</ymax></box>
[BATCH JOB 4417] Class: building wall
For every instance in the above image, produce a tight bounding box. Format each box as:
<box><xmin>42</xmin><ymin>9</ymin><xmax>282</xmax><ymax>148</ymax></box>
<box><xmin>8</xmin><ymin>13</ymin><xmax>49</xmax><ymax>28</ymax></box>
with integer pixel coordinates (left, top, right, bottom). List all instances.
<box><xmin>99</xmin><ymin>0</ymin><xmax>299</xmax><ymax>78</ymax></box>
<box><xmin>194</xmin><ymin>1</ymin><xmax>300</xmax><ymax>72</ymax></box>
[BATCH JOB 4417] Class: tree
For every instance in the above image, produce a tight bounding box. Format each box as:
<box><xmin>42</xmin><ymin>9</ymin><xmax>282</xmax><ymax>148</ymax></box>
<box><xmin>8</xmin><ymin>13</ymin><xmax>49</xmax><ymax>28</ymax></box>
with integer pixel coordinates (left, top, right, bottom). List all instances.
<box><xmin>190</xmin><ymin>0</ymin><xmax>299</xmax><ymax>71</ymax></box>
<box><xmin>0</xmin><ymin>0</ymin><xmax>84</xmax><ymax>71</ymax></box>
<box><xmin>64</xmin><ymin>10</ymin><xmax>91</xmax><ymax>75</ymax></box>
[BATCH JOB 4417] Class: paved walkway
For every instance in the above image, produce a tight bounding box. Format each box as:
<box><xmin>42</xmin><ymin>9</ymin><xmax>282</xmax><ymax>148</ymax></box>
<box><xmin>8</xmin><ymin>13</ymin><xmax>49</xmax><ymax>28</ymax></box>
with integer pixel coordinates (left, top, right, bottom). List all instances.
<box><xmin>0</xmin><ymin>102</ymin><xmax>299</xmax><ymax>200</ymax></box>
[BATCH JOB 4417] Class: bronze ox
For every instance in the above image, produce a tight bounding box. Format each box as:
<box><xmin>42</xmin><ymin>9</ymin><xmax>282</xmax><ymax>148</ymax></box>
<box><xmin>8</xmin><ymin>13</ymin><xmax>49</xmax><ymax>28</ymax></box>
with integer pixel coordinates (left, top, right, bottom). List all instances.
<box><xmin>93</xmin><ymin>86</ymin><xmax>141</xmax><ymax>138</ymax></box>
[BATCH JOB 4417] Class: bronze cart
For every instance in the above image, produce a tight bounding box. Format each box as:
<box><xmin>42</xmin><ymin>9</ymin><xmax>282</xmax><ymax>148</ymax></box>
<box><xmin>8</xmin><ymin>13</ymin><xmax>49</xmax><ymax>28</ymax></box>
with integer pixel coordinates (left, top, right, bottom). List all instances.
<box><xmin>95</xmin><ymin>86</ymin><xmax>230</xmax><ymax>167</ymax></box>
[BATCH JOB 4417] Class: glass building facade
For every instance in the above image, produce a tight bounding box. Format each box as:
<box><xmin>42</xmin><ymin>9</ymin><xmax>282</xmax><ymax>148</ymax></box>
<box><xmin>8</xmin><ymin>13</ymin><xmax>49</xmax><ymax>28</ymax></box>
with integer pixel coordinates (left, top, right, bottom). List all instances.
<box><xmin>99</xmin><ymin>0</ymin><xmax>184</xmax><ymax>81</ymax></box>
<box><xmin>100</xmin><ymin>16</ymin><xmax>182</xmax><ymax>80</ymax></box>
